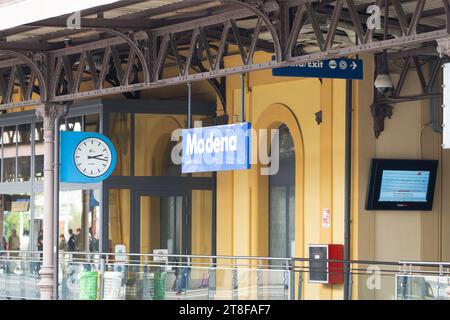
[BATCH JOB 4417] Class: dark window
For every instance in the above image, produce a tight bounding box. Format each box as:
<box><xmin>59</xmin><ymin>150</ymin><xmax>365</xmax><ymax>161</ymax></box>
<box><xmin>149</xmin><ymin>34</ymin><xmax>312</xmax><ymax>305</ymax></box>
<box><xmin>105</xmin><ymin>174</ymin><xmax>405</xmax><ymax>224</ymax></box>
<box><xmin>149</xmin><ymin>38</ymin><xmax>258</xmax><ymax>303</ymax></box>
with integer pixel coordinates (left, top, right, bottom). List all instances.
<box><xmin>34</xmin><ymin>122</ymin><xmax>44</xmax><ymax>181</ymax></box>
<box><xmin>17</xmin><ymin>124</ymin><xmax>31</xmax><ymax>182</ymax></box>
<box><xmin>269</xmin><ymin>124</ymin><xmax>295</xmax><ymax>260</ymax></box>
<box><xmin>3</xmin><ymin>126</ymin><xmax>16</xmax><ymax>182</ymax></box>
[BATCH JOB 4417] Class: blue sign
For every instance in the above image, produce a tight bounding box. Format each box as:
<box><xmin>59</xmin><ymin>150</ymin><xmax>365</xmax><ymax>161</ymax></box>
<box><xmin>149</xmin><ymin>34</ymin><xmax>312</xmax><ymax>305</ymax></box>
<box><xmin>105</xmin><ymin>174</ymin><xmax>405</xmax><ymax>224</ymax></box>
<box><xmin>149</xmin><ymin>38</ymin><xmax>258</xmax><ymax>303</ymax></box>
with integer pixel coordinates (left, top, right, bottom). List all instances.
<box><xmin>60</xmin><ymin>131</ymin><xmax>117</xmax><ymax>183</ymax></box>
<box><xmin>273</xmin><ymin>58</ymin><xmax>363</xmax><ymax>80</ymax></box>
<box><xmin>182</xmin><ymin>122</ymin><xmax>251</xmax><ymax>173</ymax></box>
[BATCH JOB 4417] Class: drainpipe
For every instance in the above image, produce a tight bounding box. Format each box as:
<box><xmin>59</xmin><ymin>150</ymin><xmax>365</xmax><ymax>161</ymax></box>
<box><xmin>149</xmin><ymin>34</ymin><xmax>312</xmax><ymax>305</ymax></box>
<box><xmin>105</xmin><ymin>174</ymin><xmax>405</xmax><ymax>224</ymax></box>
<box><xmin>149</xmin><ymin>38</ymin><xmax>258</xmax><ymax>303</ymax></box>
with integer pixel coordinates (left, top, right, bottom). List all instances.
<box><xmin>53</xmin><ymin>104</ymin><xmax>69</xmax><ymax>300</ymax></box>
<box><xmin>241</xmin><ymin>73</ymin><xmax>245</xmax><ymax>122</ymax></box>
<box><xmin>343</xmin><ymin>79</ymin><xmax>353</xmax><ymax>300</ymax></box>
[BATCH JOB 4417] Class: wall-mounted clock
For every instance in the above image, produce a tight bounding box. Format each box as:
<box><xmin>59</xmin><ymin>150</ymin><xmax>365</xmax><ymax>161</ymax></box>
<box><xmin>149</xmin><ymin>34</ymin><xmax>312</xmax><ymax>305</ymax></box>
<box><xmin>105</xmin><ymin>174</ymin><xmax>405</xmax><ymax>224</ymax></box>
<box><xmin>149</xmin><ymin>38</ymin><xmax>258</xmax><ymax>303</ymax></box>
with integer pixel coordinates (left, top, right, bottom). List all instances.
<box><xmin>60</xmin><ymin>132</ymin><xmax>117</xmax><ymax>183</ymax></box>
<box><xmin>74</xmin><ymin>137</ymin><xmax>113</xmax><ymax>178</ymax></box>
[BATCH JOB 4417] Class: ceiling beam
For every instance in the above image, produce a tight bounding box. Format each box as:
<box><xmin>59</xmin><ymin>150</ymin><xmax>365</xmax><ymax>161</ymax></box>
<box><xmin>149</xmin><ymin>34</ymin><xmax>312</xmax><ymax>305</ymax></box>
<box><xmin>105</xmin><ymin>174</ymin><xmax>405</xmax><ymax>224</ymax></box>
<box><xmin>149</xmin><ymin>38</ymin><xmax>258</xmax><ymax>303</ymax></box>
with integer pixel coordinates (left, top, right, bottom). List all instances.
<box><xmin>205</xmin><ymin>29</ymin><xmax>275</xmax><ymax>52</ymax></box>
<box><xmin>406</xmin><ymin>7</ymin><xmax>445</xmax><ymax>19</ymax></box>
<box><xmin>25</xmin><ymin>18</ymin><xmax>160</xmax><ymax>29</ymax></box>
<box><xmin>1</xmin><ymin>0</ymin><xmax>219</xmax><ymax>41</ymax></box>
<box><xmin>0</xmin><ymin>41</ymin><xmax>61</xmax><ymax>50</ymax></box>
<box><xmin>0</xmin><ymin>0</ymin><xmax>149</xmax><ymax>38</ymax></box>
<box><xmin>317</xmin><ymin>3</ymin><xmax>436</xmax><ymax>34</ymax></box>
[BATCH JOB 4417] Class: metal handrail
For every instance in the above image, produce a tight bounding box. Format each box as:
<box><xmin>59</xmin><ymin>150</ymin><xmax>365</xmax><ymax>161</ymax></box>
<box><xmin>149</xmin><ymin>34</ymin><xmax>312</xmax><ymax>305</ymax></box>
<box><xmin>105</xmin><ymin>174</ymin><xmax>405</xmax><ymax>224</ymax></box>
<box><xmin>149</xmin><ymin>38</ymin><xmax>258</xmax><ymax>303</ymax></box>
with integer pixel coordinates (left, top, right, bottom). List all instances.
<box><xmin>3</xmin><ymin>250</ymin><xmax>450</xmax><ymax>268</ymax></box>
<box><xmin>399</xmin><ymin>260</ymin><xmax>450</xmax><ymax>267</ymax></box>
<box><xmin>61</xmin><ymin>251</ymin><xmax>292</xmax><ymax>262</ymax></box>
<box><xmin>2</xmin><ymin>252</ymin><xmax>450</xmax><ymax>300</ymax></box>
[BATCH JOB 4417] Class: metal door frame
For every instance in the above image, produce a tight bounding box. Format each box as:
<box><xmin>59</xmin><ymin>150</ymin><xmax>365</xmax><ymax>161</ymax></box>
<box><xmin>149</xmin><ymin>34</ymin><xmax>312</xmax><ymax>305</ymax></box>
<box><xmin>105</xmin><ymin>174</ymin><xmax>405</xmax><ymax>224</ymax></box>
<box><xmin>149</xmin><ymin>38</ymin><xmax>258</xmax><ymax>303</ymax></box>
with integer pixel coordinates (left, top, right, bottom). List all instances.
<box><xmin>133</xmin><ymin>188</ymin><xmax>191</xmax><ymax>256</ymax></box>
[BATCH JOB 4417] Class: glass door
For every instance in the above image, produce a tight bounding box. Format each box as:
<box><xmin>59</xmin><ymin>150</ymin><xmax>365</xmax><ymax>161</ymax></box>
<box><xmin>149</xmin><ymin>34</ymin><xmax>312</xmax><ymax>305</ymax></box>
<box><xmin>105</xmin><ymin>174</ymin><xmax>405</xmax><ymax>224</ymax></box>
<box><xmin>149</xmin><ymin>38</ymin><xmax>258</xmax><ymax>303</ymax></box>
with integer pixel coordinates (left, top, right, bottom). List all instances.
<box><xmin>137</xmin><ymin>193</ymin><xmax>188</xmax><ymax>256</ymax></box>
<box><xmin>134</xmin><ymin>189</ymin><xmax>213</xmax><ymax>299</ymax></box>
<box><xmin>134</xmin><ymin>192</ymin><xmax>188</xmax><ymax>299</ymax></box>
<box><xmin>134</xmin><ymin>189</ymin><xmax>214</xmax><ymax>257</ymax></box>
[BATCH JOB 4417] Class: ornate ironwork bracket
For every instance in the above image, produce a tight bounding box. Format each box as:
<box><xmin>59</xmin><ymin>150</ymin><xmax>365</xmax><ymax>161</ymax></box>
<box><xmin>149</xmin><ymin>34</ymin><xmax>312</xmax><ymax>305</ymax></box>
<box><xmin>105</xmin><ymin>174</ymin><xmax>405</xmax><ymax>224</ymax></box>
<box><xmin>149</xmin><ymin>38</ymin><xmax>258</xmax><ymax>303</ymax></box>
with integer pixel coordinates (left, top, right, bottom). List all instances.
<box><xmin>0</xmin><ymin>50</ymin><xmax>48</xmax><ymax>108</ymax></box>
<box><xmin>370</xmin><ymin>102</ymin><xmax>393</xmax><ymax>138</ymax></box>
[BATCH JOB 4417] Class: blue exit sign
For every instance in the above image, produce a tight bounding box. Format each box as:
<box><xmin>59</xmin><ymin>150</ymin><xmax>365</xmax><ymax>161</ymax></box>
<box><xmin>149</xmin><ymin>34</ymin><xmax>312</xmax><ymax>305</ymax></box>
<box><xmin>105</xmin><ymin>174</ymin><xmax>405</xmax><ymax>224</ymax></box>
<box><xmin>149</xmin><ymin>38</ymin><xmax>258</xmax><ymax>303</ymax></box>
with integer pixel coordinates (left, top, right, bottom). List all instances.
<box><xmin>273</xmin><ymin>58</ymin><xmax>363</xmax><ymax>80</ymax></box>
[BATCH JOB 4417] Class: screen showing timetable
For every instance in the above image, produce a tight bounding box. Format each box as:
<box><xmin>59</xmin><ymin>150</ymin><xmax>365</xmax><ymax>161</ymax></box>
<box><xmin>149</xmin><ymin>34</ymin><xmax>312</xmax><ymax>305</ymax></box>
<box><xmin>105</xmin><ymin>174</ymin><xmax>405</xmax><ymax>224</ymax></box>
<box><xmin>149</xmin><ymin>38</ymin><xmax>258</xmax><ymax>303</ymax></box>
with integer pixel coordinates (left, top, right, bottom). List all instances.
<box><xmin>378</xmin><ymin>170</ymin><xmax>430</xmax><ymax>202</ymax></box>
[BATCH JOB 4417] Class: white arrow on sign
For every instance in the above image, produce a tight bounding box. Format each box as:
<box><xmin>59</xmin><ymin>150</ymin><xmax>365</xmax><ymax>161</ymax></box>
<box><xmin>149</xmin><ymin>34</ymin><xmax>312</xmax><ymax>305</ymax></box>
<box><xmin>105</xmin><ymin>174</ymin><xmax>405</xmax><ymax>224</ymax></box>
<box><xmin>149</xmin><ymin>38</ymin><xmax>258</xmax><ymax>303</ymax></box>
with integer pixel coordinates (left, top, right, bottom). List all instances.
<box><xmin>351</xmin><ymin>62</ymin><xmax>357</xmax><ymax>70</ymax></box>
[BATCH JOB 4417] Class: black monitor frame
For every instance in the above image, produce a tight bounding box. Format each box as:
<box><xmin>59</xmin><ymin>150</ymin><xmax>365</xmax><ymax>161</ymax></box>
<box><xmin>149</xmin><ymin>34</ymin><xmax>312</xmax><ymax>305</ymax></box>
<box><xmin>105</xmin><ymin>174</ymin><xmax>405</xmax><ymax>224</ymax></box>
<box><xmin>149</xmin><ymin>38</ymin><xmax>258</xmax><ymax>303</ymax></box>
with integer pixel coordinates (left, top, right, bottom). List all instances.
<box><xmin>365</xmin><ymin>159</ymin><xmax>438</xmax><ymax>211</ymax></box>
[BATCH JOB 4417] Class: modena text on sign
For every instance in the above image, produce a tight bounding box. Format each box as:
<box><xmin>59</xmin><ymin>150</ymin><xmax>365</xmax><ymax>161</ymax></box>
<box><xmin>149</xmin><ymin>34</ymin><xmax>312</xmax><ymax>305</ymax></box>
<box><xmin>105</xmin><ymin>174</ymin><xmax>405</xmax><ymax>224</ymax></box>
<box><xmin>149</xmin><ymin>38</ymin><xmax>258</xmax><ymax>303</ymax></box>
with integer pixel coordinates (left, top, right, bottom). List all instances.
<box><xmin>181</xmin><ymin>122</ymin><xmax>251</xmax><ymax>173</ymax></box>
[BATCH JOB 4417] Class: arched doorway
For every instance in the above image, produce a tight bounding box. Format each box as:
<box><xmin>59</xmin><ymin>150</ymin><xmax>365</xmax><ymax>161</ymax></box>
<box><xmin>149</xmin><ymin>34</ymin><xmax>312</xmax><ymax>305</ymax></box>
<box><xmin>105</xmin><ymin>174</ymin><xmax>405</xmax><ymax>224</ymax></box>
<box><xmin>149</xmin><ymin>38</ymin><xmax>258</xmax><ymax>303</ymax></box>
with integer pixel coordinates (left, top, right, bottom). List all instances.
<box><xmin>269</xmin><ymin>124</ymin><xmax>295</xmax><ymax>260</ymax></box>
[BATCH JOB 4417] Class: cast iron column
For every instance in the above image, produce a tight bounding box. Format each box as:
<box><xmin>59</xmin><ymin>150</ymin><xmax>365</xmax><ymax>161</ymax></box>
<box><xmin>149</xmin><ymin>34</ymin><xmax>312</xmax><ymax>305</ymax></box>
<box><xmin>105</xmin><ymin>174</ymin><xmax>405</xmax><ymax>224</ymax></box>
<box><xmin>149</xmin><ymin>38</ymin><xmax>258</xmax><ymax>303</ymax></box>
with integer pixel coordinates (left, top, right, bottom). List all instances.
<box><xmin>36</xmin><ymin>103</ymin><xmax>65</xmax><ymax>300</ymax></box>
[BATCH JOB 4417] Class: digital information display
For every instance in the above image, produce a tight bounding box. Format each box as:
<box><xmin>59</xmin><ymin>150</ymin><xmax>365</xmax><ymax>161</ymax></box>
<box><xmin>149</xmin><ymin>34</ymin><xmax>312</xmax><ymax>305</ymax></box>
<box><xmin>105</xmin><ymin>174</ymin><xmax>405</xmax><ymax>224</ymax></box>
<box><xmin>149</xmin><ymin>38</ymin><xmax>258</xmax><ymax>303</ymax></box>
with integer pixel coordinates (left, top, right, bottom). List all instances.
<box><xmin>378</xmin><ymin>170</ymin><xmax>430</xmax><ymax>203</ymax></box>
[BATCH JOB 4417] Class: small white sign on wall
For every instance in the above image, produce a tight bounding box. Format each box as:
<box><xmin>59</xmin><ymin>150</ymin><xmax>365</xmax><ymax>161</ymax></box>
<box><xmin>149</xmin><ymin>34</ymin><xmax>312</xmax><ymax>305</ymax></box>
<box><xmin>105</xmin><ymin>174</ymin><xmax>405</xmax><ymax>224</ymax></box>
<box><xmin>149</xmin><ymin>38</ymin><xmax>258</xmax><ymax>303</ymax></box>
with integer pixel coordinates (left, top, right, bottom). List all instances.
<box><xmin>153</xmin><ymin>249</ymin><xmax>169</xmax><ymax>262</ymax></box>
<box><xmin>114</xmin><ymin>244</ymin><xmax>126</xmax><ymax>273</ymax></box>
<box><xmin>114</xmin><ymin>244</ymin><xmax>126</xmax><ymax>261</ymax></box>
<box><xmin>443</xmin><ymin>63</ymin><xmax>450</xmax><ymax>149</ymax></box>
<box><xmin>321</xmin><ymin>208</ymin><xmax>331</xmax><ymax>229</ymax></box>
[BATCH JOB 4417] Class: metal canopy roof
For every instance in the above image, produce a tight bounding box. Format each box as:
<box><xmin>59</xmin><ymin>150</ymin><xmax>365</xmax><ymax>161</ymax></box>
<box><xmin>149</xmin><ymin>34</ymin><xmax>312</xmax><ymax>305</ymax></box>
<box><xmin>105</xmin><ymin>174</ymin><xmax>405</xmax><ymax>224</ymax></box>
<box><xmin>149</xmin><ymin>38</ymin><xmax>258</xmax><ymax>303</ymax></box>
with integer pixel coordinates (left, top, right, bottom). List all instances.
<box><xmin>1</xmin><ymin>0</ymin><xmax>447</xmax><ymax>49</ymax></box>
<box><xmin>0</xmin><ymin>0</ymin><xmax>121</xmax><ymax>31</ymax></box>
<box><xmin>0</xmin><ymin>0</ymin><xmax>449</xmax><ymax>110</ymax></box>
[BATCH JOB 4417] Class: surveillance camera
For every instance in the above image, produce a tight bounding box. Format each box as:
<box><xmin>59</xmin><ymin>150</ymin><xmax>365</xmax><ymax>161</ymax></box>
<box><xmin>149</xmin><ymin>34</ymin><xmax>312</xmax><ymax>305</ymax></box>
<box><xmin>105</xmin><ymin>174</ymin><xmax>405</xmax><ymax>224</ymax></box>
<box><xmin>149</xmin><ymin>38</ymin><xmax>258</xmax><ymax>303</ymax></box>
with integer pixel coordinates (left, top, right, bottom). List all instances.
<box><xmin>63</xmin><ymin>38</ymin><xmax>72</xmax><ymax>46</ymax></box>
<box><xmin>374</xmin><ymin>74</ymin><xmax>393</xmax><ymax>94</ymax></box>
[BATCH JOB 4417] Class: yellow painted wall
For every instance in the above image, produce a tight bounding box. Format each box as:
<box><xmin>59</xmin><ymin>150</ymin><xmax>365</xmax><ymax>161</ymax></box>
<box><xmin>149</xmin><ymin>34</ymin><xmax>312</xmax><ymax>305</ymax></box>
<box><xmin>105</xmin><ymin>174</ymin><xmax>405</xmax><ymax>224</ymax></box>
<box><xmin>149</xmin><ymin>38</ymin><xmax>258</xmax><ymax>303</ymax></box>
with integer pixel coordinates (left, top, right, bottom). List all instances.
<box><xmin>217</xmin><ymin>52</ymin><xmax>347</xmax><ymax>299</ymax></box>
<box><xmin>5</xmin><ymin>46</ymin><xmax>450</xmax><ymax>301</ymax></box>
<box><xmin>214</xmin><ymin>52</ymin><xmax>450</xmax><ymax>300</ymax></box>
<box><xmin>352</xmin><ymin>54</ymin><xmax>450</xmax><ymax>300</ymax></box>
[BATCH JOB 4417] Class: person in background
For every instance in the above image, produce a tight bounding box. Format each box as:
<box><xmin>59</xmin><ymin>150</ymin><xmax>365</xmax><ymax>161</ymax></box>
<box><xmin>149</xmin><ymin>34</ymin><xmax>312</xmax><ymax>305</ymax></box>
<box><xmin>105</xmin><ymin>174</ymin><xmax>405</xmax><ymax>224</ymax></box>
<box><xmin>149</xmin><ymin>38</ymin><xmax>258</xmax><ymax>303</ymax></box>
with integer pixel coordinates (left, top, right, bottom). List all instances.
<box><xmin>36</xmin><ymin>229</ymin><xmax>43</xmax><ymax>275</ymax></box>
<box><xmin>65</xmin><ymin>229</ymin><xmax>77</xmax><ymax>289</ymax></box>
<box><xmin>74</xmin><ymin>228</ymin><xmax>82</xmax><ymax>252</ymax></box>
<box><xmin>59</xmin><ymin>234</ymin><xmax>67</xmax><ymax>251</ymax></box>
<box><xmin>74</xmin><ymin>228</ymin><xmax>88</xmax><ymax>269</ymax></box>
<box><xmin>20</xmin><ymin>230</ymin><xmax>29</xmax><ymax>252</ymax></box>
<box><xmin>8</xmin><ymin>229</ymin><xmax>20</xmax><ymax>256</ymax></box>
<box><xmin>176</xmin><ymin>265</ymin><xmax>191</xmax><ymax>296</ymax></box>
<box><xmin>0</xmin><ymin>236</ymin><xmax>7</xmax><ymax>262</ymax></box>
<box><xmin>88</xmin><ymin>227</ymin><xmax>99</xmax><ymax>252</ymax></box>
<box><xmin>36</xmin><ymin>229</ymin><xmax>43</xmax><ymax>251</ymax></box>
<box><xmin>67</xmin><ymin>229</ymin><xmax>76</xmax><ymax>252</ymax></box>
<box><xmin>6</xmin><ymin>229</ymin><xmax>20</xmax><ymax>274</ymax></box>
<box><xmin>1</xmin><ymin>236</ymin><xmax>6</xmax><ymax>251</ymax></box>
<box><xmin>88</xmin><ymin>227</ymin><xmax>94</xmax><ymax>252</ymax></box>
<box><xmin>20</xmin><ymin>230</ymin><xmax>30</xmax><ymax>272</ymax></box>
<box><xmin>75</xmin><ymin>228</ymin><xmax>91</xmax><ymax>271</ymax></box>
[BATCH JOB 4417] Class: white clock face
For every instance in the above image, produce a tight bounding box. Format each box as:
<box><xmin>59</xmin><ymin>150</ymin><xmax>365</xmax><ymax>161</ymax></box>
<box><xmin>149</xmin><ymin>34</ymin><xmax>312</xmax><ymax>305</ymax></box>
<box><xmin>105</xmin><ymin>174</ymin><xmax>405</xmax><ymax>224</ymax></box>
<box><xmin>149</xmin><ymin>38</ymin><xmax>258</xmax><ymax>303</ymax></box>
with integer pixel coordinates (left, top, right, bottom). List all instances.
<box><xmin>74</xmin><ymin>137</ymin><xmax>112</xmax><ymax>178</ymax></box>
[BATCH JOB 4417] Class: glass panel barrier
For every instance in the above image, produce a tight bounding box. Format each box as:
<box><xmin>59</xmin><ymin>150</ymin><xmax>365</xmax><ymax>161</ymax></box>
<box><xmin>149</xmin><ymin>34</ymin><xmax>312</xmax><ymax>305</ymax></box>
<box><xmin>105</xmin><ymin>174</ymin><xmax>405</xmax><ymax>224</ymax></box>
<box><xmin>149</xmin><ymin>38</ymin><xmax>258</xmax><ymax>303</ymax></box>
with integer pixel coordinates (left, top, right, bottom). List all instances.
<box><xmin>5</xmin><ymin>254</ymin><xmax>449</xmax><ymax>300</ymax></box>
<box><xmin>396</xmin><ymin>275</ymin><xmax>450</xmax><ymax>300</ymax></box>
<box><xmin>0</xmin><ymin>252</ymin><xmax>41</xmax><ymax>300</ymax></box>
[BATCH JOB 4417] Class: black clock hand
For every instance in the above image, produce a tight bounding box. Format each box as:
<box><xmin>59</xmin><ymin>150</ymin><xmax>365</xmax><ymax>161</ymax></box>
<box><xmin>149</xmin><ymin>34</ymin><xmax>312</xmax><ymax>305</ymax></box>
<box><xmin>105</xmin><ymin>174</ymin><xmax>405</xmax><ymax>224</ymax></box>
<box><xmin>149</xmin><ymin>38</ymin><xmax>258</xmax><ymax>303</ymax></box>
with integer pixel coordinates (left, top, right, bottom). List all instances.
<box><xmin>88</xmin><ymin>154</ymin><xmax>106</xmax><ymax>159</ymax></box>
